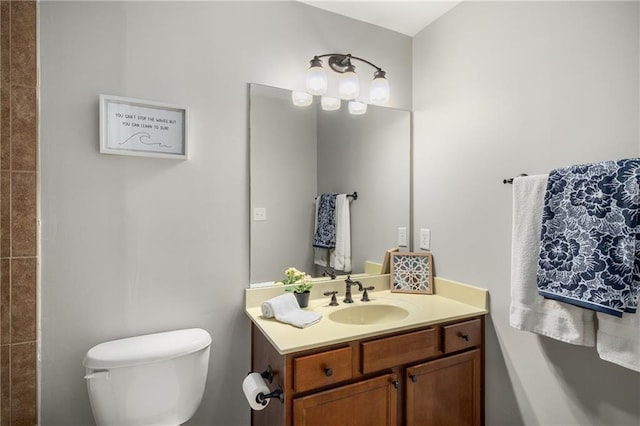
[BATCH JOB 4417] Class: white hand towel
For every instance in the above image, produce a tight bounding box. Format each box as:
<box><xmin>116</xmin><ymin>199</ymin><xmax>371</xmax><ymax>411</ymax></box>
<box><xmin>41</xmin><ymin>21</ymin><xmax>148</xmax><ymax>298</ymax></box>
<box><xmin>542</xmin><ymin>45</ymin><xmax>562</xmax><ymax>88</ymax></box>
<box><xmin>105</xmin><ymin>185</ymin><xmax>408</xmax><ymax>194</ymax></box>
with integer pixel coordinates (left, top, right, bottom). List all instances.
<box><xmin>261</xmin><ymin>293</ymin><xmax>322</xmax><ymax>328</ymax></box>
<box><xmin>332</xmin><ymin>194</ymin><xmax>352</xmax><ymax>272</ymax></box>
<box><xmin>314</xmin><ymin>248</ymin><xmax>329</xmax><ymax>267</ymax></box>
<box><xmin>597</xmin><ymin>312</ymin><xmax>640</xmax><ymax>372</ymax></box>
<box><xmin>509</xmin><ymin>174</ymin><xmax>596</xmax><ymax>346</ymax></box>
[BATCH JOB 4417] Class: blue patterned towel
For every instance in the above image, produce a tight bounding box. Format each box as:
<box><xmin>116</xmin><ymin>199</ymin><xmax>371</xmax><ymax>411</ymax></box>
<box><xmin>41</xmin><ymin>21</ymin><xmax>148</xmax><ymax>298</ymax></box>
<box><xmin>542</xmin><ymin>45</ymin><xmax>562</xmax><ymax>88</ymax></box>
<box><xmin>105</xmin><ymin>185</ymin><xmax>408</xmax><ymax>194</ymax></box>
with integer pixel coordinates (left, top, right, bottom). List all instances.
<box><xmin>313</xmin><ymin>193</ymin><xmax>337</xmax><ymax>248</ymax></box>
<box><xmin>536</xmin><ymin>159</ymin><xmax>640</xmax><ymax>317</ymax></box>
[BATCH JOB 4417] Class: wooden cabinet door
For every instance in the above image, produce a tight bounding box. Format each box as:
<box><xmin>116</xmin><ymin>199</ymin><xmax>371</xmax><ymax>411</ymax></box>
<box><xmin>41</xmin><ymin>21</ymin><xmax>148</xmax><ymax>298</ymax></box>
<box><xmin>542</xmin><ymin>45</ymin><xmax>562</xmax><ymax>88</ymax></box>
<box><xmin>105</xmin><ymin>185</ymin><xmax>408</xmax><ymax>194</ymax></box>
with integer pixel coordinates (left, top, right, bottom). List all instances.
<box><xmin>293</xmin><ymin>373</ymin><xmax>398</xmax><ymax>426</ymax></box>
<box><xmin>406</xmin><ymin>349</ymin><xmax>481</xmax><ymax>426</ymax></box>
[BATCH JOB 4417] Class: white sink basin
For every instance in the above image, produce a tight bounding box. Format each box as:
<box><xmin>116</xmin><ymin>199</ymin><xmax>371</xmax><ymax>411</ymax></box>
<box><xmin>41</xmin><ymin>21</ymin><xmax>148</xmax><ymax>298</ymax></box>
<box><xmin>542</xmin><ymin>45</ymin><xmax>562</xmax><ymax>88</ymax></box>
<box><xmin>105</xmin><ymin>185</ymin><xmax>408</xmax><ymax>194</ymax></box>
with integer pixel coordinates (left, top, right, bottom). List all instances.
<box><xmin>328</xmin><ymin>304</ymin><xmax>409</xmax><ymax>325</ymax></box>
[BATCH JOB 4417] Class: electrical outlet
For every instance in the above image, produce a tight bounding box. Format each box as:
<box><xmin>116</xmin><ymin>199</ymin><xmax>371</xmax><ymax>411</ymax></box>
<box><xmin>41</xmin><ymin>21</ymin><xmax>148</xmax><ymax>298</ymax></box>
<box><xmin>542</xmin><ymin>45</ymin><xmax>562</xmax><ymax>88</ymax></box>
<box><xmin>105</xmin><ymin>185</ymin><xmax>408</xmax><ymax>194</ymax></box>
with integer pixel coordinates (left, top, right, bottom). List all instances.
<box><xmin>398</xmin><ymin>227</ymin><xmax>407</xmax><ymax>247</ymax></box>
<box><xmin>420</xmin><ymin>228</ymin><xmax>431</xmax><ymax>250</ymax></box>
<box><xmin>253</xmin><ymin>207</ymin><xmax>267</xmax><ymax>221</ymax></box>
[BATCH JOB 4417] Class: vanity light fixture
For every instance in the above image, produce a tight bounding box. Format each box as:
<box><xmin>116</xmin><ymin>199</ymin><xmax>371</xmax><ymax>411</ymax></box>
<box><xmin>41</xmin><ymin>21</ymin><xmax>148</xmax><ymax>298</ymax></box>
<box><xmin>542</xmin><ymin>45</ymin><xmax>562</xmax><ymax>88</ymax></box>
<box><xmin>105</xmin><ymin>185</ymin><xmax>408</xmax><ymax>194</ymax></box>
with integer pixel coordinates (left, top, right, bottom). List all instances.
<box><xmin>369</xmin><ymin>70</ymin><xmax>390</xmax><ymax>105</ymax></box>
<box><xmin>348</xmin><ymin>101</ymin><xmax>367</xmax><ymax>115</ymax></box>
<box><xmin>321</xmin><ymin>96</ymin><xmax>341</xmax><ymax>111</ymax></box>
<box><xmin>292</xmin><ymin>91</ymin><xmax>313</xmax><ymax>107</ymax></box>
<box><xmin>337</xmin><ymin>60</ymin><xmax>359</xmax><ymax>100</ymax></box>
<box><xmin>305</xmin><ymin>57</ymin><xmax>328</xmax><ymax>95</ymax></box>
<box><xmin>296</xmin><ymin>53</ymin><xmax>390</xmax><ymax>114</ymax></box>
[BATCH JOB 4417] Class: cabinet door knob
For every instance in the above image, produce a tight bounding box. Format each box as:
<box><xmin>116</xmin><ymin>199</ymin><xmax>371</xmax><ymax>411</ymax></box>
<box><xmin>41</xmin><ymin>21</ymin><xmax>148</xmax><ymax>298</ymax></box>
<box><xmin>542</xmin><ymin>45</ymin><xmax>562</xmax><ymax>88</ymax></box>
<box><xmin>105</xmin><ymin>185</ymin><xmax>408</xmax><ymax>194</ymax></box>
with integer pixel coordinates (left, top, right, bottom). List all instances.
<box><xmin>392</xmin><ymin>380</ymin><xmax>400</xmax><ymax>389</ymax></box>
<box><xmin>409</xmin><ymin>374</ymin><xmax>417</xmax><ymax>383</ymax></box>
<box><xmin>460</xmin><ymin>334</ymin><xmax>470</xmax><ymax>342</ymax></box>
<box><xmin>324</xmin><ymin>367</ymin><xmax>333</xmax><ymax>377</ymax></box>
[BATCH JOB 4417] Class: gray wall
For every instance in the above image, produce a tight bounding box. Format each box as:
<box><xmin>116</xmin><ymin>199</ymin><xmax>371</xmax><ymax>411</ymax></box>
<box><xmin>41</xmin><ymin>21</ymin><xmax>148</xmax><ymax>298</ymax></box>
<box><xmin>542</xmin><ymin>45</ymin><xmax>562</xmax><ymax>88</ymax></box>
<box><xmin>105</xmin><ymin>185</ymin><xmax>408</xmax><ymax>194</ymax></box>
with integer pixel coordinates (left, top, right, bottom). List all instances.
<box><xmin>39</xmin><ymin>1</ymin><xmax>412</xmax><ymax>425</ymax></box>
<box><xmin>413</xmin><ymin>1</ymin><xmax>640</xmax><ymax>425</ymax></box>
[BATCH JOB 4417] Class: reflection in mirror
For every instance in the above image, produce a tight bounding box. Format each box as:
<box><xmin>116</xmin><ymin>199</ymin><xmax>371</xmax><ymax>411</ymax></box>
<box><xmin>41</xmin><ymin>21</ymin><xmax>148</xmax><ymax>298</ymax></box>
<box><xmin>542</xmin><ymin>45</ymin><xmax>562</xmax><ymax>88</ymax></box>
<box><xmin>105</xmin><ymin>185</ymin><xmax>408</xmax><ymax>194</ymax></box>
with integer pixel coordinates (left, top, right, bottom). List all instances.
<box><xmin>249</xmin><ymin>84</ymin><xmax>410</xmax><ymax>285</ymax></box>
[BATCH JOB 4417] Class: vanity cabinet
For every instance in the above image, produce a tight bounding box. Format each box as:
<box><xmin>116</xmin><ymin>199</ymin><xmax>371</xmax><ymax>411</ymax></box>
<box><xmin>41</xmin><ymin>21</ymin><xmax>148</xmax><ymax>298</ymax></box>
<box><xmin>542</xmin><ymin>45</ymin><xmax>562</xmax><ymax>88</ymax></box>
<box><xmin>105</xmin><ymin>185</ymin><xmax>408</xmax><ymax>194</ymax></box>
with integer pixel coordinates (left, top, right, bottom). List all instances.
<box><xmin>293</xmin><ymin>373</ymin><xmax>398</xmax><ymax>426</ymax></box>
<box><xmin>250</xmin><ymin>315</ymin><xmax>485</xmax><ymax>426</ymax></box>
<box><xmin>405</xmin><ymin>349</ymin><xmax>481</xmax><ymax>426</ymax></box>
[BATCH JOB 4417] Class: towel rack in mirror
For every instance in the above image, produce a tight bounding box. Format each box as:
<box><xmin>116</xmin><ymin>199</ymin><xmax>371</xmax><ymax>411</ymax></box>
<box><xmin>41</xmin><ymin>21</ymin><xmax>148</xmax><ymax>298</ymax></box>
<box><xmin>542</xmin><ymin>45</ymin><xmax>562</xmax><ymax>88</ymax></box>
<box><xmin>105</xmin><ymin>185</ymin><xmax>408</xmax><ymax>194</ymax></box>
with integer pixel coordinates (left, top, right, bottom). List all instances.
<box><xmin>503</xmin><ymin>174</ymin><xmax>528</xmax><ymax>184</ymax></box>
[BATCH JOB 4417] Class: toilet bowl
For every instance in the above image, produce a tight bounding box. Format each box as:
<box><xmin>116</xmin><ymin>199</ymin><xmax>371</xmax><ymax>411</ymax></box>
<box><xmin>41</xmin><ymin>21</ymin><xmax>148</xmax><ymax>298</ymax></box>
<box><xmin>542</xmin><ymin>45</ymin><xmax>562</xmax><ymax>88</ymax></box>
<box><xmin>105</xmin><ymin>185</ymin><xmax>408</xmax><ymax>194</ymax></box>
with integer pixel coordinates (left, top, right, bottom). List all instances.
<box><xmin>83</xmin><ymin>328</ymin><xmax>212</xmax><ymax>426</ymax></box>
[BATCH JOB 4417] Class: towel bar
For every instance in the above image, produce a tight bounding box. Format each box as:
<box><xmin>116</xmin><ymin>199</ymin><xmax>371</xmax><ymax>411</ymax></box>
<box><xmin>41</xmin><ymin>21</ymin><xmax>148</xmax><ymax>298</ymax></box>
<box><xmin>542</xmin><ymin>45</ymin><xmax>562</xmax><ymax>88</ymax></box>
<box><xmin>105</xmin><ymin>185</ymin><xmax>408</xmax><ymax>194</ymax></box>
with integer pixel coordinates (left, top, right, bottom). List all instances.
<box><xmin>315</xmin><ymin>192</ymin><xmax>358</xmax><ymax>200</ymax></box>
<box><xmin>503</xmin><ymin>174</ymin><xmax>528</xmax><ymax>184</ymax></box>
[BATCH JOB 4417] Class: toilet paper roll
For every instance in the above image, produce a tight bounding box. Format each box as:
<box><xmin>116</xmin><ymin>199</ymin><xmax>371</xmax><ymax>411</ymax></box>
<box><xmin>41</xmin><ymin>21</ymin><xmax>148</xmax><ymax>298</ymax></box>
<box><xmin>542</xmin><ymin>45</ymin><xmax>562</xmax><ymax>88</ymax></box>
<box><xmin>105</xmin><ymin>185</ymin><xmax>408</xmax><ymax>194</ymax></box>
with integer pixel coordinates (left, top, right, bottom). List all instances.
<box><xmin>242</xmin><ymin>372</ymin><xmax>271</xmax><ymax>411</ymax></box>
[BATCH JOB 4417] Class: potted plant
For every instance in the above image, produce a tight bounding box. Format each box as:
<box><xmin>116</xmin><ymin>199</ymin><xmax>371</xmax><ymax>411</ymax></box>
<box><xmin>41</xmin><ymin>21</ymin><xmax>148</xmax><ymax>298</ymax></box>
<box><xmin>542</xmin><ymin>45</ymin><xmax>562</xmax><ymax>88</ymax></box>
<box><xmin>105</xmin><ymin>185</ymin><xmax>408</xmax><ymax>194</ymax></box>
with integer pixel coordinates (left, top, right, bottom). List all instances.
<box><xmin>276</xmin><ymin>267</ymin><xmax>313</xmax><ymax>308</ymax></box>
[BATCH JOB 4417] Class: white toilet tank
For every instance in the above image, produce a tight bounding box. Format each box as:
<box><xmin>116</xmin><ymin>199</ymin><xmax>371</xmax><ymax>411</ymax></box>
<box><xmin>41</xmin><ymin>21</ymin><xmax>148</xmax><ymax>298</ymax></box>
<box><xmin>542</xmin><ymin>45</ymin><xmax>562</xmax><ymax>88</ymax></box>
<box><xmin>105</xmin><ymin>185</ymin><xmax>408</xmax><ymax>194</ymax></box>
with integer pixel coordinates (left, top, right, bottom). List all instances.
<box><xmin>83</xmin><ymin>328</ymin><xmax>212</xmax><ymax>426</ymax></box>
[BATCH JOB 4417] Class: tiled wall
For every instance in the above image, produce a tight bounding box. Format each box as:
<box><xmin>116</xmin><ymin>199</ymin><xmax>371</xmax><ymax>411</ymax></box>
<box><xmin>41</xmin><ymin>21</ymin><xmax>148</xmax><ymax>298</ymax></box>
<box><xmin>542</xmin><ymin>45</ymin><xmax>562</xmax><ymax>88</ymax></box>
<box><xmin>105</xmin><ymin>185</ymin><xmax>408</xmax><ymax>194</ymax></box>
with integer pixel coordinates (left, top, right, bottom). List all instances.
<box><xmin>0</xmin><ymin>1</ymin><xmax>38</xmax><ymax>424</ymax></box>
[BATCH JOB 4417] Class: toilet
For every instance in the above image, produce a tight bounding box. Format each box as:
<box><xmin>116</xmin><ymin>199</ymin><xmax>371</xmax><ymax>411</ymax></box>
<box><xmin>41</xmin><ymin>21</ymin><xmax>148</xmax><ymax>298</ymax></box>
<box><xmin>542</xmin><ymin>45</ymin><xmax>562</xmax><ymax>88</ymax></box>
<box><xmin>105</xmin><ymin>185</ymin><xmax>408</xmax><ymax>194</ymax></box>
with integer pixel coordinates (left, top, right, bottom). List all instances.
<box><xmin>83</xmin><ymin>328</ymin><xmax>212</xmax><ymax>426</ymax></box>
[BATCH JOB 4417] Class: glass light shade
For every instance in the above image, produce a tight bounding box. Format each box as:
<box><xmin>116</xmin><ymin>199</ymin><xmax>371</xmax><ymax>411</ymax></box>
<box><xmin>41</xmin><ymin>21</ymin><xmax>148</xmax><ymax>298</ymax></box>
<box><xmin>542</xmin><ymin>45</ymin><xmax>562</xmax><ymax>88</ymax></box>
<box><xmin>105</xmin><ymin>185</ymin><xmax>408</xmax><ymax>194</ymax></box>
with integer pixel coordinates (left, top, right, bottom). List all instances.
<box><xmin>348</xmin><ymin>101</ymin><xmax>367</xmax><ymax>115</ymax></box>
<box><xmin>305</xmin><ymin>65</ymin><xmax>328</xmax><ymax>95</ymax></box>
<box><xmin>339</xmin><ymin>71</ymin><xmax>359</xmax><ymax>100</ymax></box>
<box><xmin>292</xmin><ymin>91</ymin><xmax>313</xmax><ymax>107</ymax></box>
<box><xmin>321</xmin><ymin>96</ymin><xmax>341</xmax><ymax>111</ymax></box>
<box><xmin>369</xmin><ymin>76</ymin><xmax>390</xmax><ymax>105</ymax></box>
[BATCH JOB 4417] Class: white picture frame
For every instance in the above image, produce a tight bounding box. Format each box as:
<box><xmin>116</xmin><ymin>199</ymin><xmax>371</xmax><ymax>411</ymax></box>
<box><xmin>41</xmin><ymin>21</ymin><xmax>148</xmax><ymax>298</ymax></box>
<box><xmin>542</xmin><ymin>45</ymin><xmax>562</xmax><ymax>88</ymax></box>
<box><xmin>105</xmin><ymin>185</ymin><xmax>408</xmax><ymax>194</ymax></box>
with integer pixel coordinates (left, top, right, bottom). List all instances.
<box><xmin>99</xmin><ymin>94</ymin><xmax>188</xmax><ymax>159</ymax></box>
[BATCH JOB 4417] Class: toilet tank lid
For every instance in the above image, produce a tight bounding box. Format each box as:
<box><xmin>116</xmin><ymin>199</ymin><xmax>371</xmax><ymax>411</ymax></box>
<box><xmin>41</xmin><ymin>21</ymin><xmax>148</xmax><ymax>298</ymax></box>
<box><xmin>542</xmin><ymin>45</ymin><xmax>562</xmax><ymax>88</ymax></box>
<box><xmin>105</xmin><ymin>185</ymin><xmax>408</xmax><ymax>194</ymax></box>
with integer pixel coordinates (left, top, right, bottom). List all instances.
<box><xmin>83</xmin><ymin>328</ymin><xmax>212</xmax><ymax>370</ymax></box>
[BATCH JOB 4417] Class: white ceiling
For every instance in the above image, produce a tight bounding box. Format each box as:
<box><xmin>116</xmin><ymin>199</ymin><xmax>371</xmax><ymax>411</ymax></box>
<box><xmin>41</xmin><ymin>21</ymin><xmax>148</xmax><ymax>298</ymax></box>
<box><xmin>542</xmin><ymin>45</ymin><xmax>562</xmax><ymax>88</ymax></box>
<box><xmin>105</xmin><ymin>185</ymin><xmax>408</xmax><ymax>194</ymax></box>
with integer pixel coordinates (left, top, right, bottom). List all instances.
<box><xmin>298</xmin><ymin>1</ymin><xmax>461</xmax><ymax>37</ymax></box>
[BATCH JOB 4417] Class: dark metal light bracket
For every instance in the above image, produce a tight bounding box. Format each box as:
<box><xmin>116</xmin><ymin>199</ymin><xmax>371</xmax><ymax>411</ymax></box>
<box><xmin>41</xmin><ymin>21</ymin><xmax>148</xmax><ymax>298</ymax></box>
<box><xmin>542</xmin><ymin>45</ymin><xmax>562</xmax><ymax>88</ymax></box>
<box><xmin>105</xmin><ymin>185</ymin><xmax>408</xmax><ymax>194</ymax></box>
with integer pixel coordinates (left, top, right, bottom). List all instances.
<box><xmin>328</xmin><ymin>54</ymin><xmax>354</xmax><ymax>73</ymax></box>
<box><xmin>313</xmin><ymin>53</ymin><xmax>383</xmax><ymax>75</ymax></box>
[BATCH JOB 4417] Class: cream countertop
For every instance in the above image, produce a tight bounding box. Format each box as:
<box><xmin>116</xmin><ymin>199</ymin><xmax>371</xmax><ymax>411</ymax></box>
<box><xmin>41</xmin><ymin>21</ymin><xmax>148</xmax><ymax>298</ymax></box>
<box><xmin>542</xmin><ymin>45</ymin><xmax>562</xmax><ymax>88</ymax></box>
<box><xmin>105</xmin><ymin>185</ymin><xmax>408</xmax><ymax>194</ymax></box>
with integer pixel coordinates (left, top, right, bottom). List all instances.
<box><xmin>245</xmin><ymin>276</ymin><xmax>488</xmax><ymax>355</ymax></box>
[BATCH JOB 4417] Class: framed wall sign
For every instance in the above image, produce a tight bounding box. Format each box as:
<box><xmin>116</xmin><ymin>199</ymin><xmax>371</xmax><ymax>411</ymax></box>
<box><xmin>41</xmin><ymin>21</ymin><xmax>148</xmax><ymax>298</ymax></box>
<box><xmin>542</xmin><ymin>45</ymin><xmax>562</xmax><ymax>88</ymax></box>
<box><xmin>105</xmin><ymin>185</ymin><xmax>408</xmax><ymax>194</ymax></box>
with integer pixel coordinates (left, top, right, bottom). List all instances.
<box><xmin>390</xmin><ymin>252</ymin><xmax>434</xmax><ymax>294</ymax></box>
<box><xmin>99</xmin><ymin>94</ymin><xmax>188</xmax><ymax>159</ymax></box>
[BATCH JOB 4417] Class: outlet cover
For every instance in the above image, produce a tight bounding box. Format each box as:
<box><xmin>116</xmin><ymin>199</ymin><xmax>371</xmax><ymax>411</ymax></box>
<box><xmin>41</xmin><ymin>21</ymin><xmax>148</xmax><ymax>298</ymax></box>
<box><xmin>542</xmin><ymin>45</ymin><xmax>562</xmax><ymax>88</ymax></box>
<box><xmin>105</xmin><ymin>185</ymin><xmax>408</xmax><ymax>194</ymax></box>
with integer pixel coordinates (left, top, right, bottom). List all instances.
<box><xmin>419</xmin><ymin>228</ymin><xmax>431</xmax><ymax>250</ymax></box>
<box><xmin>398</xmin><ymin>227</ymin><xmax>407</xmax><ymax>247</ymax></box>
<box><xmin>253</xmin><ymin>207</ymin><xmax>267</xmax><ymax>221</ymax></box>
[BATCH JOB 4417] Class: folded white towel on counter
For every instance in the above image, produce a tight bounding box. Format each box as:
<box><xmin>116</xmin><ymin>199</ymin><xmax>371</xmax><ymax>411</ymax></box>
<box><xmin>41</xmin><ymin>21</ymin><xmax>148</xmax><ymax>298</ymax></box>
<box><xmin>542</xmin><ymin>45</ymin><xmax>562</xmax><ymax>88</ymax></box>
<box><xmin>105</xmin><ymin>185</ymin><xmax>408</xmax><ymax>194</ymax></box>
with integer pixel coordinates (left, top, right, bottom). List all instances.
<box><xmin>261</xmin><ymin>293</ymin><xmax>322</xmax><ymax>328</ymax></box>
<box><xmin>509</xmin><ymin>174</ymin><xmax>596</xmax><ymax>346</ymax></box>
<box><xmin>597</xmin><ymin>312</ymin><xmax>640</xmax><ymax>372</ymax></box>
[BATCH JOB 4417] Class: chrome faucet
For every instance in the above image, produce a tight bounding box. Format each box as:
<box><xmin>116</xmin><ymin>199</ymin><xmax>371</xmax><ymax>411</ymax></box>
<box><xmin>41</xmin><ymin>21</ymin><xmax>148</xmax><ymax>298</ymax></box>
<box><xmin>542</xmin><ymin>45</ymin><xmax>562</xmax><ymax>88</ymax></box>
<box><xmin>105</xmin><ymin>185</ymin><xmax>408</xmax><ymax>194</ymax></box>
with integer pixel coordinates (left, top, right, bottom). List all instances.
<box><xmin>343</xmin><ymin>275</ymin><xmax>363</xmax><ymax>303</ymax></box>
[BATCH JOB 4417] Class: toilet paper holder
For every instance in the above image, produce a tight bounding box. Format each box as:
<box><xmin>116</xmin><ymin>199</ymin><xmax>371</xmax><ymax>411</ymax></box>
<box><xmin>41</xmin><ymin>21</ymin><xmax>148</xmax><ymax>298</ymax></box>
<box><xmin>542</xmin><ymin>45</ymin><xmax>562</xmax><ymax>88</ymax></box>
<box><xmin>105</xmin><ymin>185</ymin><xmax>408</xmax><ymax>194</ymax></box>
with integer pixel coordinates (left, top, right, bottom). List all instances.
<box><xmin>260</xmin><ymin>365</ymin><xmax>274</xmax><ymax>383</ymax></box>
<box><xmin>256</xmin><ymin>385</ymin><xmax>284</xmax><ymax>405</ymax></box>
<box><xmin>248</xmin><ymin>365</ymin><xmax>284</xmax><ymax>406</ymax></box>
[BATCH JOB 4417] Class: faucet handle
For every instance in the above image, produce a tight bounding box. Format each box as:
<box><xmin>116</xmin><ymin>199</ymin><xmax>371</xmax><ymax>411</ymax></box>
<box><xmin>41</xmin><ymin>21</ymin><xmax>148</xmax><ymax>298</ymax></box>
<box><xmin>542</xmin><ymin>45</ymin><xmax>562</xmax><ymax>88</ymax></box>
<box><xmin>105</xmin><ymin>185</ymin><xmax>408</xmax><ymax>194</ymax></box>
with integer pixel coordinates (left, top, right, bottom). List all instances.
<box><xmin>323</xmin><ymin>291</ymin><xmax>339</xmax><ymax>306</ymax></box>
<box><xmin>360</xmin><ymin>286</ymin><xmax>375</xmax><ymax>302</ymax></box>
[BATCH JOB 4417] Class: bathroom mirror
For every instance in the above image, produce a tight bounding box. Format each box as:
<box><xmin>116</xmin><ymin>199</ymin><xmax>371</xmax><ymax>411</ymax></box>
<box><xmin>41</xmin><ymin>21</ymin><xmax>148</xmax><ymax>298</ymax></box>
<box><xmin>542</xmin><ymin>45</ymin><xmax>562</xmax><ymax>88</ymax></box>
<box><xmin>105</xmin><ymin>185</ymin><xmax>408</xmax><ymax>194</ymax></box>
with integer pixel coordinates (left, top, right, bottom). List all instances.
<box><xmin>249</xmin><ymin>84</ymin><xmax>410</xmax><ymax>285</ymax></box>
